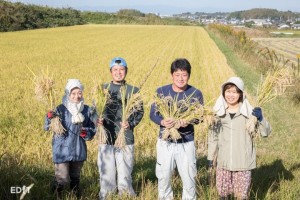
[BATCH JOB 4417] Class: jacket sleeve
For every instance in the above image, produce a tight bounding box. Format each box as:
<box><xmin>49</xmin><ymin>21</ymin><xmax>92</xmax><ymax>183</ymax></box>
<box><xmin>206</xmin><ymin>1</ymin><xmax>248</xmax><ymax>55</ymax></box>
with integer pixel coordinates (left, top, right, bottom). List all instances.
<box><xmin>207</xmin><ymin>122</ymin><xmax>219</xmax><ymax>161</ymax></box>
<box><xmin>44</xmin><ymin>107</ymin><xmax>60</xmax><ymax>131</ymax></box>
<box><xmin>44</xmin><ymin>116</ymin><xmax>50</xmax><ymax>131</ymax></box>
<box><xmin>128</xmin><ymin>101</ymin><xmax>144</xmax><ymax>129</ymax></box>
<box><xmin>259</xmin><ymin>118</ymin><xmax>272</xmax><ymax>137</ymax></box>
<box><xmin>150</xmin><ymin>102</ymin><xmax>163</xmax><ymax>125</ymax></box>
<box><xmin>81</xmin><ymin>127</ymin><xmax>96</xmax><ymax>141</ymax></box>
<box><xmin>83</xmin><ymin>107</ymin><xmax>97</xmax><ymax>141</ymax></box>
<box><xmin>190</xmin><ymin>89</ymin><xmax>205</xmax><ymax>125</ymax></box>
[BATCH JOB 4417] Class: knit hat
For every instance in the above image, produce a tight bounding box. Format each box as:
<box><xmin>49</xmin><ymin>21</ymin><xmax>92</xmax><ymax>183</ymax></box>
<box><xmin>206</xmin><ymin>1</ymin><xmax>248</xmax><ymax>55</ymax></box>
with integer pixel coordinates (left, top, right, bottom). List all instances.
<box><xmin>65</xmin><ymin>79</ymin><xmax>84</xmax><ymax>96</ymax></box>
<box><xmin>221</xmin><ymin>77</ymin><xmax>244</xmax><ymax>93</ymax></box>
<box><xmin>110</xmin><ymin>57</ymin><xmax>127</xmax><ymax>69</ymax></box>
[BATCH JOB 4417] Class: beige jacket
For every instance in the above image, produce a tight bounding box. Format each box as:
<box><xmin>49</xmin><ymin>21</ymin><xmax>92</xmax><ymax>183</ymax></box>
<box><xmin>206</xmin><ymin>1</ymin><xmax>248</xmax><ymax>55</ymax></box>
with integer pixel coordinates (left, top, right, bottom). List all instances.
<box><xmin>207</xmin><ymin>106</ymin><xmax>271</xmax><ymax>171</ymax></box>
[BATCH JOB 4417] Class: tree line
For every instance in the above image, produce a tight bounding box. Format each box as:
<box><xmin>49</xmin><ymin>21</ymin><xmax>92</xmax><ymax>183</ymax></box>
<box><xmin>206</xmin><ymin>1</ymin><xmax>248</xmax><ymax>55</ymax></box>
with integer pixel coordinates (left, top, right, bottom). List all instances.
<box><xmin>0</xmin><ymin>1</ymin><xmax>194</xmax><ymax>32</ymax></box>
<box><xmin>229</xmin><ymin>8</ymin><xmax>300</xmax><ymax>20</ymax></box>
<box><xmin>0</xmin><ymin>0</ymin><xmax>84</xmax><ymax>31</ymax></box>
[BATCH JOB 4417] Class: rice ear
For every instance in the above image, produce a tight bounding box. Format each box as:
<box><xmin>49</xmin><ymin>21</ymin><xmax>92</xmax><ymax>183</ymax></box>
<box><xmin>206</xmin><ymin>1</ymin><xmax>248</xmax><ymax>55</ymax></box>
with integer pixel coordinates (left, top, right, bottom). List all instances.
<box><xmin>152</xmin><ymin>91</ymin><xmax>205</xmax><ymax>141</ymax></box>
<box><xmin>49</xmin><ymin>117</ymin><xmax>65</xmax><ymax>135</ymax></box>
<box><xmin>97</xmin><ymin>124</ymin><xmax>108</xmax><ymax>144</ymax></box>
<box><xmin>114</xmin><ymin>127</ymin><xmax>126</xmax><ymax>149</ymax></box>
<box><xmin>29</xmin><ymin>66</ymin><xmax>57</xmax><ymax>110</ymax></box>
<box><xmin>247</xmin><ymin>49</ymin><xmax>294</xmax><ymax>140</ymax></box>
<box><xmin>114</xmin><ymin>85</ymin><xmax>143</xmax><ymax>149</ymax></box>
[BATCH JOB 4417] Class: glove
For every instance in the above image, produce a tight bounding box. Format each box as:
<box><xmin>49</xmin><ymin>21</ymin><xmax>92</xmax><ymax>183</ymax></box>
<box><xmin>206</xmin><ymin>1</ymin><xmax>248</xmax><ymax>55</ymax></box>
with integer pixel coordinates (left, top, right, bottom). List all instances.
<box><xmin>207</xmin><ymin>160</ymin><xmax>213</xmax><ymax>169</ymax></box>
<box><xmin>207</xmin><ymin>160</ymin><xmax>214</xmax><ymax>186</ymax></box>
<box><xmin>47</xmin><ymin>111</ymin><xmax>57</xmax><ymax>119</ymax></box>
<box><xmin>252</xmin><ymin>107</ymin><xmax>263</xmax><ymax>122</ymax></box>
<box><xmin>80</xmin><ymin>128</ymin><xmax>87</xmax><ymax>138</ymax></box>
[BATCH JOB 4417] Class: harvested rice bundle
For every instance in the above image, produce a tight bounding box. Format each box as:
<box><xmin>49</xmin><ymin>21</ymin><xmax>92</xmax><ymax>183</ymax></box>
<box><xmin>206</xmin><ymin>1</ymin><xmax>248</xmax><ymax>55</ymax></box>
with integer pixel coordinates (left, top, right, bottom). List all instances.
<box><xmin>114</xmin><ymin>85</ymin><xmax>143</xmax><ymax>148</ymax></box>
<box><xmin>90</xmin><ymin>82</ymin><xmax>111</xmax><ymax>144</ymax></box>
<box><xmin>29</xmin><ymin>67</ymin><xmax>65</xmax><ymax>135</ymax></box>
<box><xmin>247</xmin><ymin>66</ymin><xmax>293</xmax><ymax>138</ymax></box>
<box><xmin>153</xmin><ymin>92</ymin><xmax>204</xmax><ymax>141</ymax></box>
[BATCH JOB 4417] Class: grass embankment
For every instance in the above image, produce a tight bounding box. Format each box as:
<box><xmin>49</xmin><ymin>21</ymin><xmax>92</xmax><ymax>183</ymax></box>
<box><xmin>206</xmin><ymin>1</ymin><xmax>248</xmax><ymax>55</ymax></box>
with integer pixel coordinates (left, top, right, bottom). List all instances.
<box><xmin>207</xmin><ymin>28</ymin><xmax>300</xmax><ymax>200</ymax></box>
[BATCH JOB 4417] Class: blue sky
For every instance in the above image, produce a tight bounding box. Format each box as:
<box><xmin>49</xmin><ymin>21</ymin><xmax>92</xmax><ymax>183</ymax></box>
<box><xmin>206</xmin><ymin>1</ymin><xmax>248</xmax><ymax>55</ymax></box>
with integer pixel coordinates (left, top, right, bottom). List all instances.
<box><xmin>9</xmin><ymin>0</ymin><xmax>300</xmax><ymax>15</ymax></box>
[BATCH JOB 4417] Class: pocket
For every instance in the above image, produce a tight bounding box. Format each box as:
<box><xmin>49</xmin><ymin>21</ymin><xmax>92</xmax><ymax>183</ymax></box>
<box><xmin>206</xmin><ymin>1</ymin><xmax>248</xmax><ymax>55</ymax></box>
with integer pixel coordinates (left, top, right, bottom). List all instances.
<box><xmin>184</xmin><ymin>141</ymin><xmax>197</xmax><ymax>179</ymax></box>
<box><xmin>155</xmin><ymin>160</ymin><xmax>163</xmax><ymax>179</ymax></box>
<box><xmin>155</xmin><ymin>140</ymin><xmax>167</xmax><ymax>180</ymax></box>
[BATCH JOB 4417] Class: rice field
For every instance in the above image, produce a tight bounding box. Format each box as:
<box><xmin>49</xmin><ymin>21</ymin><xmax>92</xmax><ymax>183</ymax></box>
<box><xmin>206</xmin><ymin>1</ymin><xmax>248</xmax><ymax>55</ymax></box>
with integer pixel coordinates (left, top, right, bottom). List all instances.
<box><xmin>1</xmin><ymin>24</ymin><xmax>299</xmax><ymax>200</ymax></box>
<box><xmin>252</xmin><ymin>38</ymin><xmax>300</xmax><ymax>65</ymax></box>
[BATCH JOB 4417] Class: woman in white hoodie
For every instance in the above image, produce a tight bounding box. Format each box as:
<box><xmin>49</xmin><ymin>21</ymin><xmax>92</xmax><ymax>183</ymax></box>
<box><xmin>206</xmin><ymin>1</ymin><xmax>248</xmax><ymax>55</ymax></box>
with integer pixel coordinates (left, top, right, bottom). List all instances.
<box><xmin>207</xmin><ymin>77</ymin><xmax>271</xmax><ymax>200</ymax></box>
<box><xmin>44</xmin><ymin>79</ymin><xmax>96</xmax><ymax>197</ymax></box>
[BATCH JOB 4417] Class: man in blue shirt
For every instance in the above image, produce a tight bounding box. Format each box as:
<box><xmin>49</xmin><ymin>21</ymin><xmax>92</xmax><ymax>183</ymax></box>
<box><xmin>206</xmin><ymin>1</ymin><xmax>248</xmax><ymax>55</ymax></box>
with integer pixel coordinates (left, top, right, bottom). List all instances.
<box><xmin>150</xmin><ymin>58</ymin><xmax>204</xmax><ymax>200</ymax></box>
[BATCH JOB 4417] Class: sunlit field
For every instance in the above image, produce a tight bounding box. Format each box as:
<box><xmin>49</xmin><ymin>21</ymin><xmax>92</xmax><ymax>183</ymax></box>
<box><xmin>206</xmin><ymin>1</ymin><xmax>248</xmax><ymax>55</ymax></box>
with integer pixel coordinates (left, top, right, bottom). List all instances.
<box><xmin>1</xmin><ymin>24</ymin><xmax>299</xmax><ymax>200</ymax></box>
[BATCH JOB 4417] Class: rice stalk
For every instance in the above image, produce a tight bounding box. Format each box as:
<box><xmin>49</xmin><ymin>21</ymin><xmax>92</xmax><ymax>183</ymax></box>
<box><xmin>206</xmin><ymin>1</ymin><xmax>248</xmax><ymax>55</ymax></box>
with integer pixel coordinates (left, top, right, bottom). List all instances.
<box><xmin>28</xmin><ymin>66</ymin><xmax>65</xmax><ymax>135</ymax></box>
<box><xmin>90</xmin><ymin>81</ymin><xmax>112</xmax><ymax>144</ymax></box>
<box><xmin>247</xmin><ymin>62</ymin><xmax>294</xmax><ymax>139</ymax></box>
<box><xmin>153</xmin><ymin>91</ymin><xmax>204</xmax><ymax>141</ymax></box>
<box><xmin>28</xmin><ymin>66</ymin><xmax>56</xmax><ymax>110</ymax></box>
<box><xmin>115</xmin><ymin>85</ymin><xmax>143</xmax><ymax>149</ymax></box>
<box><xmin>49</xmin><ymin>117</ymin><xmax>65</xmax><ymax>135</ymax></box>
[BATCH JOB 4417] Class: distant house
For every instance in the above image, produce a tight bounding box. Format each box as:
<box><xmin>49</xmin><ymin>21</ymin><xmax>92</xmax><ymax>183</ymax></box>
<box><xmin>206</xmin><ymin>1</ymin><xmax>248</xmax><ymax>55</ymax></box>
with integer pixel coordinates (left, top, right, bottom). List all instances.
<box><xmin>292</xmin><ymin>24</ymin><xmax>300</xmax><ymax>29</ymax></box>
<box><xmin>245</xmin><ymin>19</ymin><xmax>272</xmax><ymax>27</ymax></box>
<box><xmin>278</xmin><ymin>24</ymin><xmax>290</xmax><ymax>29</ymax></box>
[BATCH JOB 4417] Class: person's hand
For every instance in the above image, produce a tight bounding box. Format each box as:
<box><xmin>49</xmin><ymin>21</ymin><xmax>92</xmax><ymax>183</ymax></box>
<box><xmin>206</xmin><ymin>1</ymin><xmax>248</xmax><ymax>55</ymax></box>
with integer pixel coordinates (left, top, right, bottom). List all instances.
<box><xmin>178</xmin><ymin>119</ymin><xmax>189</xmax><ymax>128</ymax></box>
<box><xmin>47</xmin><ymin>111</ymin><xmax>57</xmax><ymax>119</ymax></box>
<box><xmin>161</xmin><ymin>118</ymin><xmax>175</xmax><ymax>129</ymax></box>
<box><xmin>207</xmin><ymin>160</ymin><xmax>214</xmax><ymax>186</ymax></box>
<box><xmin>120</xmin><ymin>121</ymin><xmax>130</xmax><ymax>130</ymax></box>
<box><xmin>252</xmin><ymin>107</ymin><xmax>263</xmax><ymax>122</ymax></box>
<box><xmin>80</xmin><ymin>128</ymin><xmax>87</xmax><ymax>138</ymax></box>
<box><xmin>207</xmin><ymin>160</ymin><xmax>213</xmax><ymax>170</ymax></box>
<box><xmin>97</xmin><ymin>118</ymin><xmax>104</xmax><ymax>125</ymax></box>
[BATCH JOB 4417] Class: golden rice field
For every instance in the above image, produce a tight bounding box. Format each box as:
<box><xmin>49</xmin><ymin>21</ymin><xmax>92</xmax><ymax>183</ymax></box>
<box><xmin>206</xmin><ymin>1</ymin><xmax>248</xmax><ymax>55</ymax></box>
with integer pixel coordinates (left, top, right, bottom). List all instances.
<box><xmin>252</xmin><ymin>38</ymin><xmax>300</xmax><ymax>65</ymax></box>
<box><xmin>1</xmin><ymin>24</ymin><xmax>299</xmax><ymax>200</ymax></box>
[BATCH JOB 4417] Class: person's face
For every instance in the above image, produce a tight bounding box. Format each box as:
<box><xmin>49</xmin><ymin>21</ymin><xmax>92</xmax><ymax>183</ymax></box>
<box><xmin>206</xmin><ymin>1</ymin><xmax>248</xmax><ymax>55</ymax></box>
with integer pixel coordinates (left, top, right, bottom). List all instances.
<box><xmin>69</xmin><ymin>88</ymin><xmax>83</xmax><ymax>103</ymax></box>
<box><xmin>111</xmin><ymin>65</ymin><xmax>126</xmax><ymax>83</ymax></box>
<box><xmin>171</xmin><ymin>69</ymin><xmax>189</xmax><ymax>91</ymax></box>
<box><xmin>224</xmin><ymin>86</ymin><xmax>240</xmax><ymax>107</ymax></box>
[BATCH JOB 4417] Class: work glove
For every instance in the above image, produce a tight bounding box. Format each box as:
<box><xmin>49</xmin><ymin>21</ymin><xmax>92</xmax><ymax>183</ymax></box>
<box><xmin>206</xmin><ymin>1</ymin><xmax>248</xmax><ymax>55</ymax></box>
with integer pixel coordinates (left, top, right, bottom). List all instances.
<box><xmin>47</xmin><ymin>111</ymin><xmax>57</xmax><ymax>119</ymax></box>
<box><xmin>80</xmin><ymin>127</ymin><xmax>88</xmax><ymax>138</ymax></box>
<box><xmin>207</xmin><ymin>160</ymin><xmax>213</xmax><ymax>170</ymax></box>
<box><xmin>207</xmin><ymin>160</ymin><xmax>214</xmax><ymax>186</ymax></box>
<box><xmin>252</xmin><ymin>107</ymin><xmax>263</xmax><ymax>122</ymax></box>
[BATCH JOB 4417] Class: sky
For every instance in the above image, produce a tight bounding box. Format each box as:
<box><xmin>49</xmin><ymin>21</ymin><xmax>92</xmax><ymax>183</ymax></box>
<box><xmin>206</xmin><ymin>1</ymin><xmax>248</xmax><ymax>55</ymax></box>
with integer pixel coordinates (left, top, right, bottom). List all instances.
<box><xmin>8</xmin><ymin>0</ymin><xmax>300</xmax><ymax>15</ymax></box>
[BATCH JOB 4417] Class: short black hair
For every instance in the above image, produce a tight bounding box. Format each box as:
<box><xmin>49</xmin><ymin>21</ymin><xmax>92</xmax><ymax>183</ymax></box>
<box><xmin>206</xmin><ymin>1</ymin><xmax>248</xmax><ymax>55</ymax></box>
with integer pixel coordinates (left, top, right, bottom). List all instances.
<box><xmin>170</xmin><ymin>58</ymin><xmax>191</xmax><ymax>76</ymax></box>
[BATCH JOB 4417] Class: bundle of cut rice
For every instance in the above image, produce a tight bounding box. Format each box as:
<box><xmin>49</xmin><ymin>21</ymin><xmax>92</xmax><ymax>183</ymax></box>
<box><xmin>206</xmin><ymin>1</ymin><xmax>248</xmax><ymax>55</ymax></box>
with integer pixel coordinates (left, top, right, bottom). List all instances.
<box><xmin>29</xmin><ymin>67</ymin><xmax>65</xmax><ymax>135</ymax></box>
<box><xmin>90</xmin><ymin>82</ymin><xmax>111</xmax><ymax>144</ymax></box>
<box><xmin>247</xmin><ymin>66</ymin><xmax>293</xmax><ymax>139</ymax></box>
<box><xmin>114</xmin><ymin>85</ymin><xmax>143</xmax><ymax>149</ymax></box>
<box><xmin>153</xmin><ymin>92</ymin><xmax>204</xmax><ymax>141</ymax></box>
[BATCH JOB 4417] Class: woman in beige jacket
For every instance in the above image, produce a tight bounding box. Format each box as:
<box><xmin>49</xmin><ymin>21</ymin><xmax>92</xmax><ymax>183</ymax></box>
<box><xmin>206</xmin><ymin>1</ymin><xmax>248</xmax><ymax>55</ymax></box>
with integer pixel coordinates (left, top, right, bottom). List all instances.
<box><xmin>207</xmin><ymin>77</ymin><xmax>271</xmax><ymax>200</ymax></box>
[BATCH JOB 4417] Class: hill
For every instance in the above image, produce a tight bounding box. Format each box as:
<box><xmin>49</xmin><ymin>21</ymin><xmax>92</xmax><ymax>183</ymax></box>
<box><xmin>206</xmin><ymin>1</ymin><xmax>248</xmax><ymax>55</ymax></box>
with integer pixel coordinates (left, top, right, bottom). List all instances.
<box><xmin>229</xmin><ymin>8</ymin><xmax>300</xmax><ymax>20</ymax></box>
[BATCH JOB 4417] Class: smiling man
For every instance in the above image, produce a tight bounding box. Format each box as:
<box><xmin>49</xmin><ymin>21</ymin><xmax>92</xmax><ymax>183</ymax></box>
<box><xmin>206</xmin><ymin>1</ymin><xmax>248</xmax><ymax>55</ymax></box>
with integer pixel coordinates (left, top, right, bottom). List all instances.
<box><xmin>150</xmin><ymin>58</ymin><xmax>204</xmax><ymax>200</ymax></box>
<box><xmin>97</xmin><ymin>57</ymin><xmax>144</xmax><ymax>200</ymax></box>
